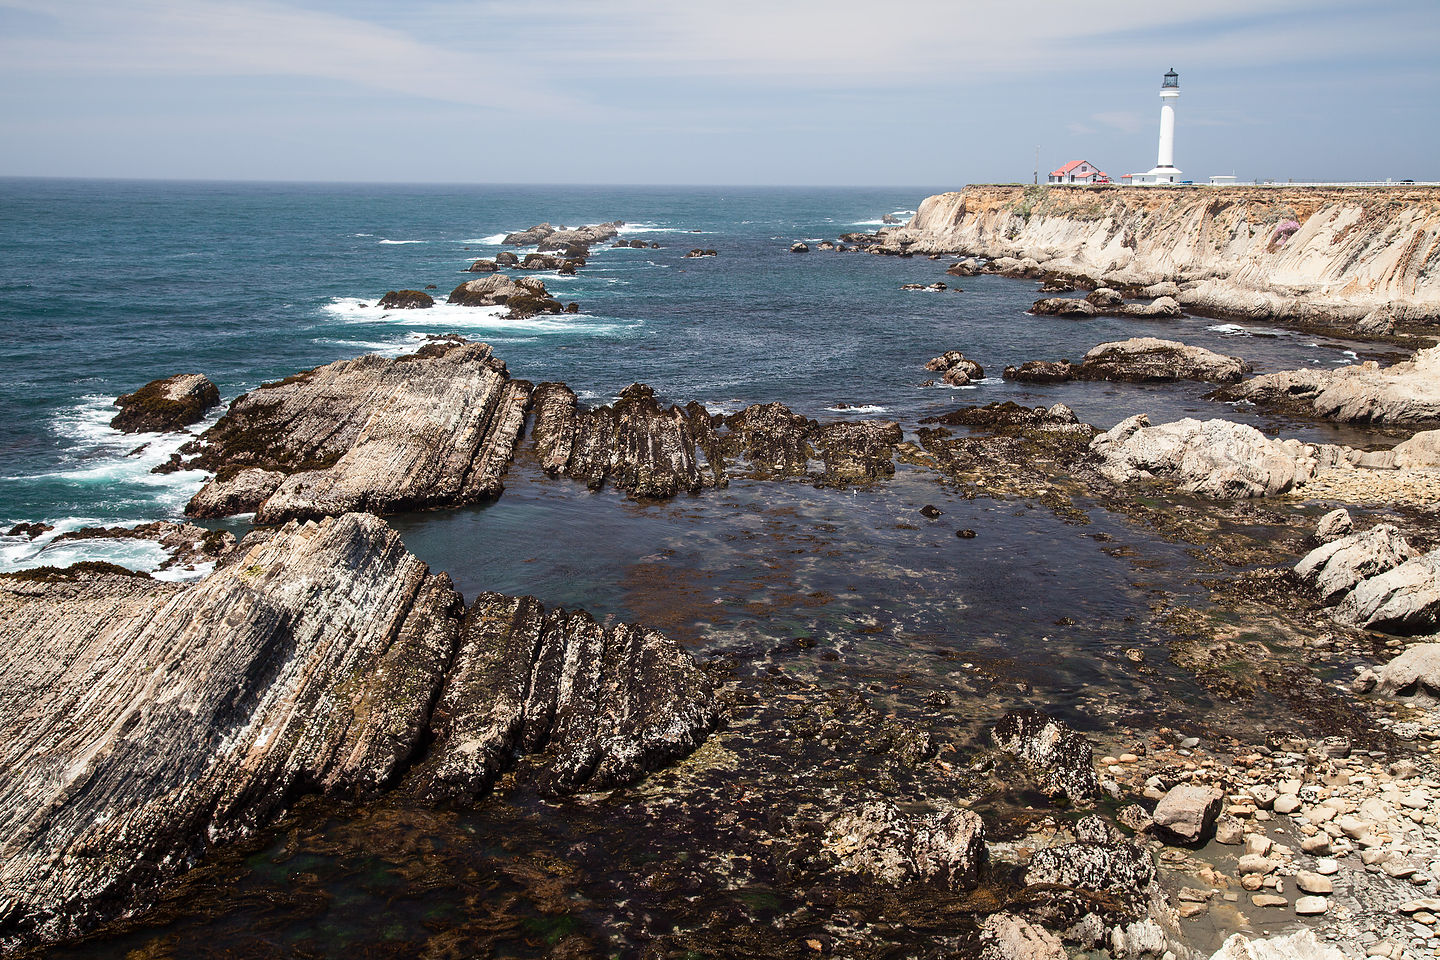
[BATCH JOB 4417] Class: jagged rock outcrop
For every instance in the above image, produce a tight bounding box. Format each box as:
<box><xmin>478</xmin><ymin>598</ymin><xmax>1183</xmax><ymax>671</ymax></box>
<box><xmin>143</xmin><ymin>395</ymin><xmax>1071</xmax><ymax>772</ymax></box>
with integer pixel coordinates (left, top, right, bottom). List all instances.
<box><xmin>528</xmin><ymin>384</ymin><xmax>903</xmax><ymax>499</ymax></box>
<box><xmin>534</xmin><ymin>221</ymin><xmax>623</xmax><ymax>252</ymax></box>
<box><xmin>1335</xmin><ymin>549</ymin><xmax>1440</xmax><ymax>634</ymax></box>
<box><xmin>884</xmin><ymin>185</ymin><xmax>1440</xmax><ymax>328</ymax></box>
<box><xmin>1215</xmin><ymin>345</ymin><xmax>1440</xmax><ymax>424</ymax></box>
<box><xmin>447</xmin><ymin>274</ymin><xmax>565</xmax><ymax>318</ymax></box>
<box><xmin>1294</xmin><ymin>525</ymin><xmax>1416</xmax><ymax>603</ymax></box>
<box><xmin>46</xmin><ymin>520</ymin><xmax>235</xmax><ymax>573</ymax></box>
<box><xmin>502</xmin><ymin>222</ymin><xmax>554</xmax><ymax>246</ymax></box>
<box><xmin>925</xmin><ymin>351</ymin><xmax>985</xmax><ymax>386</ymax></box>
<box><xmin>992</xmin><ymin>709</ymin><xmax>1099</xmax><ymax>804</ymax></box>
<box><xmin>822</xmin><ymin>799</ymin><xmax>986</xmax><ymax>889</ymax></box>
<box><xmin>1031</xmin><ymin>295</ymin><xmax>1182</xmax><ymax>320</ymax></box>
<box><xmin>1089</xmin><ymin>415</ymin><xmax>1326</xmax><ymax>498</ymax></box>
<box><xmin>377</xmin><ymin>289</ymin><xmax>434</xmax><ymax>310</ymax></box>
<box><xmin>111</xmin><ymin>373</ymin><xmax>221</xmax><ymax>433</ymax></box>
<box><xmin>180</xmin><ymin>341</ymin><xmax>531</xmax><ymax>523</ymax></box>
<box><xmin>0</xmin><ymin>514</ymin><xmax>717</xmax><ymax>951</ymax></box>
<box><xmin>1375</xmin><ymin>642</ymin><xmax>1440</xmax><ymax>705</ymax></box>
<box><xmin>1005</xmin><ymin>338</ymin><xmax>1249</xmax><ymax>385</ymax></box>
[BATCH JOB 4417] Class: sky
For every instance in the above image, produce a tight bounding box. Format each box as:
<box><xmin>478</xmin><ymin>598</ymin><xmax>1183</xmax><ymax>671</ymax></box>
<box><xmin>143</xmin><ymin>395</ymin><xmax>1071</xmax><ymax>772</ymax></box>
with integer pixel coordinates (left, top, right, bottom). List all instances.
<box><xmin>1</xmin><ymin>0</ymin><xmax>1437</xmax><ymax>186</ymax></box>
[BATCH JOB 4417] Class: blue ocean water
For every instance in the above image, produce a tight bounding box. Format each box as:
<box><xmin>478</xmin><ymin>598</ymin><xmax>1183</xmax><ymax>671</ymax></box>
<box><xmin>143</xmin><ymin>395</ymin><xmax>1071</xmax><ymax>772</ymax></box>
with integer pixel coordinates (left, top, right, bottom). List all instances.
<box><xmin>0</xmin><ymin>178</ymin><xmax>1374</xmax><ymax>565</ymax></box>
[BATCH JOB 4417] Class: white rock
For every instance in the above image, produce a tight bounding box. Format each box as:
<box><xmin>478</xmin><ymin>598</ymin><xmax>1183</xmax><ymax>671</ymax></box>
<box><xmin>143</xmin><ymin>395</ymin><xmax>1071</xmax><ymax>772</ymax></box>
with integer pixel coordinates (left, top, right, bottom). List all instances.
<box><xmin>1209</xmin><ymin>928</ymin><xmax>1344</xmax><ymax>960</ymax></box>
<box><xmin>1294</xmin><ymin>895</ymin><xmax>1329</xmax><ymax>915</ymax></box>
<box><xmin>1314</xmin><ymin>508</ymin><xmax>1353</xmax><ymax>542</ymax></box>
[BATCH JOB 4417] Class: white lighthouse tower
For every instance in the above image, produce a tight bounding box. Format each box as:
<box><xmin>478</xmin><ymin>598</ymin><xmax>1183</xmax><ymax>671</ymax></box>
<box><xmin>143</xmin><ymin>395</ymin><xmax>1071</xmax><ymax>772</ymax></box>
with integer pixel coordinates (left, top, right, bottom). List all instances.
<box><xmin>1134</xmin><ymin>69</ymin><xmax>1183</xmax><ymax>184</ymax></box>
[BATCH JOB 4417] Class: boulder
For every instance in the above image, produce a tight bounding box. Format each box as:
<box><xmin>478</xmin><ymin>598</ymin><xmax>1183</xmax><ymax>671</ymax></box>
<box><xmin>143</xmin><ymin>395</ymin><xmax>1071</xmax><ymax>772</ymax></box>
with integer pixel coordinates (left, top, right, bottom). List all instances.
<box><xmin>376</xmin><ymin>289</ymin><xmax>434</xmax><ymax>310</ymax></box>
<box><xmin>992</xmin><ymin>709</ymin><xmax>1099</xmax><ymax>804</ymax></box>
<box><xmin>1023</xmin><ymin>839</ymin><xmax>1155</xmax><ymax>893</ymax></box>
<box><xmin>1374</xmin><ymin>642</ymin><xmax>1440</xmax><ymax>704</ymax></box>
<box><xmin>1086</xmin><ymin>287</ymin><xmax>1123</xmax><ymax>308</ymax></box>
<box><xmin>1293</xmin><ymin>525</ymin><xmax>1416</xmax><ymax>603</ymax></box>
<box><xmin>925</xmin><ymin>350</ymin><xmax>984</xmax><ymax>386</ymax></box>
<box><xmin>1119</xmin><ymin>295</ymin><xmax>1184</xmax><ymax>318</ymax></box>
<box><xmin>1150</xmin><ymin>784</ymin><xmax>1224</xmax><ymax>844</ymax></box>
<box><xmin>790</xmin><ymin>241</ymin><xmax>809</xmax><ymax>253</ymax></box>
<box><xmin>1314</xmin><ymin>507</ymin><xmax>1353</xmax><ymax>542</ymax></box>
<box><xmin>947</xmin><ymin>258</ymin><xmax>982</xmax><ymax>276</ymax></box>
<box><xmin>817</xmin><ymin>241</ymin><xmax>836</xmax><ymax>251</ymax></box>
<box><xmin>1209</xmin><ymin>930</ymin><xmax>1345</xmax><ymax>960</ymax></box>
<box><xmin>1089</xmin><ymin>416</ymin><xmax>1323</xmax><ymax>498</ymax></box>
<box><xmin>1003</xmin><ymin>360</ymin><xmax>1076</xmax><ymax>384</ymax></box>
<box><xmin>1335</xmin><ymin>549</ymin><xmax>1440</xmax><ymax>634</ymax></box>
<box><xmin>111</xmin><ymin>374</ymin><xmax>221</xmax><ymax>434</ymax></box>
<box><xmin>467</xmin><ymin>258</ymin><xmax>498</xmax><ymax>273</ymax></box>
<box><xmin>823</xmin><ymin>799</ymin><xmax>985</xmax><ymax>889</ymax></box>
<box><xmin>977</xmin><ymin>913</ymin><xmax>1068</xmax><ymax>960</ymax></box>
<box><xmin>495</xmin><ymin>250</ymin><xmax>519</xmax><ymax>267</ymax></box>
<box><xmin>1392</xmin><ymin>428</ymin><xmax>1440</xmax><ymax>467</ymax></box>
<box><xmin>181</xmin><ymin>340</ymin><xmax>531</xmax><ymax>523</ymax></box>
<box><xmin>1032</xmin><ymin>297</ymin><xmax>1097</xmax><ymax>317</ymax></box>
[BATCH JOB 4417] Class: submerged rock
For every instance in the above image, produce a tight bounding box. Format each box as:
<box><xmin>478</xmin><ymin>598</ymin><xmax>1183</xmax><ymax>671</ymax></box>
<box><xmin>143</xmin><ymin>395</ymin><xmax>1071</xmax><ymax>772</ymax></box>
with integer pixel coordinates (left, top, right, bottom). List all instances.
<box><xmin>992</xmin><ymin>709</ymin><xmax>1100</xmax><ymax>804</ymax></box>
<box><xmin>111</xmin><ymin>373</ymin><xmax>221</xmax><ymax>434</ymax></box>
<box><xmin>0</xmin><ymin>513</ymin><xmax>717</xmax><ymax>951</ymax></box>
<box><xmin>822</xmin><ymin>799</ymin><xmax>985</xmax><ymax>889</ymax></box>
<box><xmin>1089</xmin><ymin>415</ymin><xmax>1322</xmax><ymax>499</ymax></box>
<box><xmin>1216</xmin><ymin>345</ymin><xmax>1440</xmax><ymax>424</ymax></box>
<box><xmin>181</xmin><ymin>340</ymin><xmax>531</xmax><ymax>522</ymax></box>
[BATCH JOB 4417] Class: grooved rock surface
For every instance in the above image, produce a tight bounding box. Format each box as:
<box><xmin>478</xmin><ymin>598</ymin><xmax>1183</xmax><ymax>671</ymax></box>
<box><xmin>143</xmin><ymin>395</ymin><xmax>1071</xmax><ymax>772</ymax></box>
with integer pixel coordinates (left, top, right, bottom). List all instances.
<box><xmin>1335</xmin><ymin>549</ymin><xmax>1440</xmax><ymax>634</ymax></box>
<box><xmin>181</xmin><ymin>341</ymin><xmax>532</xmax><ymax>523</ymax></box>
<box><xmin>528</xmin><ymin>383</ymin><xmax>903</xmax><ymax>499</ymax></box>
<box><xmin>0</xmin><ymin>514</ymin><xmax>718</xmax><ymax>951</ymax></box>
<box><xmin>1089</xmin><ymin>415</ymin><xmax>1325</xmax><ymax>498</ymax></box>
<box><xmin>1218</xmin><ymin>346</ymin><xmax>1440</xmax><ymax>425</ymax></box>
<box><xmin>111</xmin><ymin>373</ymin><xmax>220</xmax><ymax>433</ymax></box>
<box><xmin>420</xmin><ymin>592</ymin><xmax>720</xmax><ymax>799</ymax></box>
<box><xmin>992</xmin><ymin>709</ymin><xmax>1100</xmax><ymax>804</ymax></box>
<box><xmin>884</xmin><ymin>185</ymin><xmax>1440</xmax><ymax>326</ymax></box>
<box><xmin>1293</xmin><ymin>524</ymin><xmax>1416</xmax><ymax>603</ymax></box>
<box><xmin>0</xmin><ymin>514</ymin><xmax>464</xmax><ymax>948</ymax></box>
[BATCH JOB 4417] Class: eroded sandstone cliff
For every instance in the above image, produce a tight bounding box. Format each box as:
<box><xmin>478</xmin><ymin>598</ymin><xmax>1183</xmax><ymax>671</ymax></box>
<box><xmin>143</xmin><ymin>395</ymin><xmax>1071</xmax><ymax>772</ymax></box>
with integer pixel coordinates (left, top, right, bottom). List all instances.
<box><xmin>884</xmin><ymin>185</ymin><xmax>1440</xmax><ymax>328</ymax></box>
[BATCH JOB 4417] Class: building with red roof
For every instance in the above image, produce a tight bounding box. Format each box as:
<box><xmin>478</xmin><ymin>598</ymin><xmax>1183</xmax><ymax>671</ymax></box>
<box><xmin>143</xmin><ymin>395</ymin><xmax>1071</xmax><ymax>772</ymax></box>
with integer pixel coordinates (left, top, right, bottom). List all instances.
<box><xmin>1048</xmin><ymin>160</ymin><xmax>1110</xmax><ymax>184</ymax></box>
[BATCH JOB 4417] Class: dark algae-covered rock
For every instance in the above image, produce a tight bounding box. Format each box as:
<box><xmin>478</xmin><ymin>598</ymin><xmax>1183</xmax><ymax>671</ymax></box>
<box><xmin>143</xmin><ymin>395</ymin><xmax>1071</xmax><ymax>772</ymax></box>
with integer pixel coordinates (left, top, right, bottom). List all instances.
<box><xmin>376</xmin><ymin>289</ymin><xmax>434</xmax><ymax>309</ymax></box>
<box><xmin>0</xmin><ymin>513</ymin><xmax>718</xmax><ymax>952</ymax></box>
<box><xmin>180</xmin><ymin>340</ymin><xmax>532</xmax><ymax>522</ymax></box>
<box><xmin>111</xmin><ymin>373</ymin><xmax>220</xmax><ymax>433</ymax></box>
<box><xmin>992</xmin><ymin>708</ymin><xmax>1100</xmax><ymax>804</ymax></box>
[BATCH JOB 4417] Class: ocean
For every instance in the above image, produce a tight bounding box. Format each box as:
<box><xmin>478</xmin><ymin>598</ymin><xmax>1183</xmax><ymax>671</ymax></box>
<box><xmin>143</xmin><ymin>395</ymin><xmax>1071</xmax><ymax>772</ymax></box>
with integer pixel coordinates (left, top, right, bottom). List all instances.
<box><xmin>0</xmin><ymin>179</ymin><xmax>1386</xmax><ymax>957</ymax></box>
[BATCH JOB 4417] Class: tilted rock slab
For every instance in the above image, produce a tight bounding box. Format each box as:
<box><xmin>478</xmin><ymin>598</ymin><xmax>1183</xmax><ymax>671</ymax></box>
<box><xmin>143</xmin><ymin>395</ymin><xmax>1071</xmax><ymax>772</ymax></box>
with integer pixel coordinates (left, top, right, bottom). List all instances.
<box><xmin>1089</xmin><ymin>415</ymin><xmax>1325</xmax><ymax>498</ymax></box>
<box><xmin>182</xmin><ymin>341</ymin><xmax>531</xmax><ymax>523</ymax></box>
<box><xmin>1335</xmin><ymin>549</ymin><xmax>1440</xmax><ymax>634</ymax></box>
<box><xmin>1293</xmin><ymin>524</ymin><xmax>1416</xmax><ymax>604</ymax></box>
<box><xmin>529</xmin><ymin>383</ymin><xmax>903</xmax><ymax>499</ymax></box>
<box><xmin>0</xmin><ymin>513</ymin><xmax>717</xmax><ymax>949</ymax></box>
<box><xmin>1218</xmin><ymin>345</ymin><xmax>1440</xmax><ymax>425</ymax></box>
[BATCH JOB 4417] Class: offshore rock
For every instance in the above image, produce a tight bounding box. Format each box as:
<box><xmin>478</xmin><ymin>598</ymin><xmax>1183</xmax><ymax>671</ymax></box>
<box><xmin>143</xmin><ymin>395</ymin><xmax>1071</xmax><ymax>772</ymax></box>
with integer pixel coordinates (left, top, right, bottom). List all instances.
<box><xmin>535</xmin><ymin>221</ymin><xmax>623</xmax><ymax>252</ymax></box>
<box><xmin>181</xmin><ymin>341</ymin><xmax>531</xmax><ymax>523</ymax></box>
<box><xmin>528</xmin><ymin>384</ymin><xmax>902</xmax><ymax>498</ymax></box>
<box><xmin>992</xmin><ymin>709</ymin><xmax>1100</xmax><ymax>804</ymax></box>
<box><xmin>1032</xmin><ymin>297</ymin><xmax>1097</xmax><ymax>318</ymax></box>
<box><xmin>419</xmin><ymin>592</ymin><xmax>719</xmax><ymax>799</ymax></box>
<box><xmin>1335</xmin><ymin>549</ymin><xmax>1440</xmax><ymax>634</ymax></box>
<box><xmin>925</xmin><ymin>350</ymin><xmax>985</xmax><ymax>386</ymax></box>
<box><xmin>0</xmin><ymin>515</ymin><xmax>465</xmax><ymax>949</ymax></box>
<box><xmin>0</xmin><ymin>514</ymin><xmax>718</xmax><ymax>951</ymax></box>
<box><xmin>111</xmin><ymin>373</ymin><xmax>221</xmax><ymax>434</ymax></box>
<box><xmin>1004</xmin><ymin>359</ymin><xmax>1077</xmax><ymax>384</ymax></box>
<box><xmin>1089</xmin><ymin>415</ymin><xmax>1322</xmax><ymax>498</ymax></box>
<box><xmin>1217</xmin><ymin>345</ymin><xmax>1440</xmax><ymax>425</ymax></box>
<box><xmin>502</xmin><ymin>222</ymin><xmax>555</xmax><ymax>246</ymax></box>
<box><xmin>1293</xmin><ymin>525</ymin><xmax>1416</xmax><ymax>603</ymax></box>
<box><xmin>1073</xmin><ymin>338</ymin><xmax>1250</xmax><ymax>384</ymax></box>
<box><xmin>467</xmin><ymin>258</ymin><xmax>498</xmax><ymax>272</ymax></box>
<box><xmin>822</xmin><ymin>799</ymin><xmax>986</xmax><ymax>889</ymax></box>
<box><xmin>376</xmin><ymin>289</ymin><xmax>434</xmax><ymax>310</ymax></box>
<box><xmin>1375</xmin><ymin>642</ymin><xmax>1440</xmax><ymax>705</ymax></box>
<box><xmin>447</xmin><ymin>274</ymin><xmax>564</xmax><ymax>318</ymax></box>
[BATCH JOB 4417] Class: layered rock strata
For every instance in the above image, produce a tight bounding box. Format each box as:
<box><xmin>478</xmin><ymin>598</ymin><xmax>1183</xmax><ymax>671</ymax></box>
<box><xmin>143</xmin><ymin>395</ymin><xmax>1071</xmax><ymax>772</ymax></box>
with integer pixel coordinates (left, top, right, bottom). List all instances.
<box><xmin>179</xmin><ymin>341</ymin><xmax>531</xmax><ymax>523</ymax></box>
<box><xmin>1005</xmin><ymin>337</ymin><xmax>1250</xmax><ymax>385</ymax></box>
<box><xmin>111</xmin><ymin>373</ymin><xmax>220</xmax><ymax>433</ymax></box>
<box><xmin>528</xmin><ymin>383</ymin><xmax>903</xmax><ymax>499</ymax></box>
<box><xmin>1215</xmin><ymin>345</ymin><xmax>1440</xmax><ymax>425</ymax></box>
<box><xmin>0</xmin><ymin>514</ymin><xmax>716</xmax><ymax>950</ymax></box>
<box><xmin>882</xmin><ymin>184</ymin><xmax>1440</xmax><ymax>327</ymax></box>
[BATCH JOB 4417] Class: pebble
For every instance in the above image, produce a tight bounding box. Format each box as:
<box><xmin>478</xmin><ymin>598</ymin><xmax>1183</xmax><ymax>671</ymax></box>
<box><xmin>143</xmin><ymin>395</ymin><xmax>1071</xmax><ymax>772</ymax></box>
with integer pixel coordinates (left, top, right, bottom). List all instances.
<box><xmin>1274</xmin><ymin>794</ymin><xmax>1302</xmax><ymax>814</ymax></box>
<box><xmin>1251</xmin><ymin>894</ymin><xmax>1287</xmax><ymax>908</ymax></box>
<box><xmin>1294</xmin><ymin>895</ymin><xmax>1329</xmax><ymax>915</ymax></box>
<box><xmin>1237</xmin><ymin>854</ymin><xmax>1276</xmax><ymax>875</ymax></box>
<box><xmin>1315</xmin><ymin>858</ymin><xmax>1340</xmax><ymax>876</ymax></box>
<box><xmin>1295</xmin><ymin>871</ymin><xmax>1334</xmax><ymax>895</ymax></box>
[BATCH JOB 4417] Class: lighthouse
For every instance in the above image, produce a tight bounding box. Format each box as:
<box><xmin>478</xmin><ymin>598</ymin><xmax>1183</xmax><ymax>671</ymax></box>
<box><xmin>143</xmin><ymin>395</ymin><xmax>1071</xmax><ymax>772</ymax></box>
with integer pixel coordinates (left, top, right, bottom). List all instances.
<box><xmin>1133</xmin><ymin>69</ymin><xmax>1183</xmax><ymax>185</ymax></box>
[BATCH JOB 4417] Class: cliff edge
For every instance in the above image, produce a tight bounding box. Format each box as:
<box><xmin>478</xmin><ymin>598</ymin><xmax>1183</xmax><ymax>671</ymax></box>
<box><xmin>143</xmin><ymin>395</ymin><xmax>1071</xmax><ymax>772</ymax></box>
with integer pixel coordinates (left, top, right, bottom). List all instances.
<box><xmin>884</xmin><ymin>185</ymin><xmax>1440</xmax><ymax>329</ymax></box>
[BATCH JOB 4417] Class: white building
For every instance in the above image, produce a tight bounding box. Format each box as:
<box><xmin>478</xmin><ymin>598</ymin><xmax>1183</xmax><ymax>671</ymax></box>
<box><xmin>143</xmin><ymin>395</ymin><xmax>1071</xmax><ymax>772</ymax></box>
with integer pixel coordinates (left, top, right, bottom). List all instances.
<box><xmin>1048</xmin><ymin>160</ymin><xmax>1110</xmax><ymax>184</ymax></box>
<box><xmin>1128</xmin><ymin>69</ymin><xmax>1184</xmax><ymax>185</ymax></box>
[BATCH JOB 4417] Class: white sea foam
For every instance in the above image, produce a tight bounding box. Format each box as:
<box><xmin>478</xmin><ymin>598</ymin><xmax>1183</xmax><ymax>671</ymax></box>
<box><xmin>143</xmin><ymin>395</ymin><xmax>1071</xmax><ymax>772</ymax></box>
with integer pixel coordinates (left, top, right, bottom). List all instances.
<box><xmin>1207</xmin><ymin>323</ymin><xmax>1250</xmax><ymax>336</ymax></box>
<box><xmin>702</xmin><ymin>400</ymin><xmax>746</xmax><ymax>416</ymax></box>
<box><xmin>321</xmin><ymin>297</ymin><xmax>639</xmax><ymax>337</ymax></box>
<box><xmin>825</xmin><ymin>404</ymin><xmax>887</xmax><ymax>414</ymax></box>
<box><xmin>462</xmin><ymin>234</ymin><xmax>508</xmax><ymax>244</ymax></box>
<box><xmin>1342</xmin><ymin>350</ymin><xmax>1359</xmax><ymax>360</ymax></box>
<box><xmin>0</xmin><ymin>520</ymin><xmax>215</xmax><ymax>582</ymax></box>
<box><xmin>378</xmin><ymin>239</ymin><xmax>428</xmax><ymax>245</ymax></box>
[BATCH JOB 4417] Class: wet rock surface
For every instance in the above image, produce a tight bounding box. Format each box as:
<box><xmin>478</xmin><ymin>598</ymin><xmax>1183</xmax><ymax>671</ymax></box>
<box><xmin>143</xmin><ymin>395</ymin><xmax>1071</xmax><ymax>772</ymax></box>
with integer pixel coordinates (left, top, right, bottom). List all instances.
<box><xmin>992</xmin><ymin>709</ymin><xmax>1101</xmax><ymax>804</ymax></box>
<box><xmin>111</xmin><ymin>373</ymin><xmax>220</xmax><ymax>433</ymax></box>
<box><xmin>0</xmin><ymin>513</ymin><xmax>716</xmax><ymax>952</ymax></box>
<box><xmin>376</xmin><ymin>289</ymin><xmax>434</xmax><ymax>309</ymax></box>
<box><xmin>179</xmin><ymin>340</ymin><xmax>532</xmax><ymax>523</ymax></box>
<box><xmin>528</xmin><ymin>383</ymin><xmax>903</xmax><ymax>499</ymax></box>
